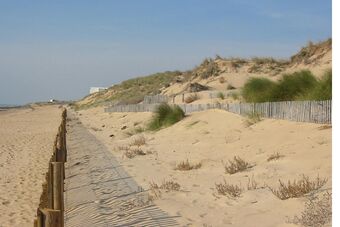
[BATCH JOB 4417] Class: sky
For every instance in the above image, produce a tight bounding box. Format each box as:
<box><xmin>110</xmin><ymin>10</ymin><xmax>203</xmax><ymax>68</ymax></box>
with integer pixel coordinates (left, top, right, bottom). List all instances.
<box><xmin>0</xmin><ymin>0</ymin><xmax>331</xmax><ymax>105</ymax></box>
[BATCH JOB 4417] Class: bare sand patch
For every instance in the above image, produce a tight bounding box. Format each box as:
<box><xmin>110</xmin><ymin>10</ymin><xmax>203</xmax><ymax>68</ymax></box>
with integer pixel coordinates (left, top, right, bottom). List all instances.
<box><xmin>0</xmin><ymin>106</ymin><xmax>61</xmax><ymax>227</ymax></box>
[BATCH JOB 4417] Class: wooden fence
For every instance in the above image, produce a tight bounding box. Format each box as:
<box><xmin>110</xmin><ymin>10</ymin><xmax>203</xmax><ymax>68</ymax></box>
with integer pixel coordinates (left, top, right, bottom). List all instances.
<box><xmin>104</xmin><ymin>100</ymin><xmax>332</xmax><ymax>124</ymax></box>
<box><xmin>34</xmin><ymin>108</ymin><xmax>67</xmax><ymax>227</ymax></box>
<box><xmin>143</xmin><ymin>95</ymin><xmax>169</xmax><ymax>104</ymax></box>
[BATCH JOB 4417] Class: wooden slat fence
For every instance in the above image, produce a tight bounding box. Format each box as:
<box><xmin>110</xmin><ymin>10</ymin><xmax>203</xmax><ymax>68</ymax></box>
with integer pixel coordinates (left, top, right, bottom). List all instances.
<box><xmin>143</xmin><ymin>95</ymin><xmax>169</xmax><ymax>104</ymax></box>
<box><xmin>104</xmin><ymin>100</ymin><xmax>331</xmax><ymax>124</ymax></box>
<box><xmin>33</xmin><ymin>108</ymin><xmax>67</xmax><ymax>227</ymax></box>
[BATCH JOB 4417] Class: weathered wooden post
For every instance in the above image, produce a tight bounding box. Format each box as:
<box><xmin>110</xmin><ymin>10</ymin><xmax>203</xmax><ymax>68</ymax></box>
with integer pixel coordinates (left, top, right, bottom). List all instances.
<box><xmin>51</xmin><ymin>162</ymin><xmax>64</xmax><ymax>226</ymax></box>
<box><xmin>41</xmin><ymin>209</ymin><xmax>62</xmax><ymax>227</ymax></box>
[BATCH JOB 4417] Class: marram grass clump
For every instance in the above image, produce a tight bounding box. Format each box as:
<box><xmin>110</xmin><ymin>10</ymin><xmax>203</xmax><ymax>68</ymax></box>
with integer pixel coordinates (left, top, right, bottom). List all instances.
<box><xmin>148</xmin><ymin>103</ymin><xmax>185</xmax><ymax>131</ymax></box>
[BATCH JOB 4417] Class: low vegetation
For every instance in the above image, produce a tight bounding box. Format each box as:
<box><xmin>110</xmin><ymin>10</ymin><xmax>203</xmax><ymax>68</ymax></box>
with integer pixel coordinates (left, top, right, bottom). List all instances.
<box><xmin>270</xmin><ymin>175</ymin><xmax>327</xmax><ymax>200</ymax></box>
<box><xmin>224</xmin><ymin>156</ymin><xmax>253</xmax><ymax>174</ymax></box>
<box><xmin>215</xmin><ymin>180</ymin><xmax>243</xmax><ymax>197</ymax></box>
<box><xmin>227</xmin><ymin>84</ymin><xmax>236</xmax><ymax>90</ymax></box>
<box><xmin>148</xmin><ymin>103</ymin><xmax>185</xmax><ymax>131</ymax></box>
<box><xmin>267</xmin><ymin>152</ymin><xmax>284</xmax><ymax>162</ymax></box>
<box><xmin>195</xmin><ymin>58</ymin><xmax>220</xmax><ymax>79</ymax></box>
<box><xmin>242</xmin><ymin>70</ymin><xmax>332</xmax><ymax>103</ymax></box>
<box><xmin>175</xmin><ymin>159</ymin><xmax>202</xmax><ymax>171</ymax></box>
<box><xmin>149</xmin><ymin>180</ymin><xmax>181</xmax><ymax>200</ymax></box>
<box><xmin>124</xmin><ymin>148</ymin><xmax>146</xmax><ymax>159</ymax></box>
<box><xmin>228</xmin><ymin>91</ymin><xmax>239</xmax><ymax>100</ymax></box>
<box><xmin>75</xmin><ymin>71</ymin><xmax>181</xmax><ymax>109</ymax></box>
<box><xmin>217</xmin><ymin>92</ymin><xmax>225</xmax><ymax>100</ymax></box>
<box><xmin>247</xmin><ymin>176</ymin><xmax>261</xmax><ymax>190</ymax></box>
<box><xmin>291</xmin><ymin>192</ymin><xmax>332</xmax><ymax>227</ymax></box>
<box><xmin>184</xmin><ymin>93</ymin><xmax>199</xmax><ymax>103</ymax></box>
<box><xmin>244</xmin><ymin>112</ymin><xmax>262</xmax><ymax>127</ymax></box>
<box><xmin>129</xmin><ymin>135</ymin><xmax>146</xmax><ymax>147</ymax></box>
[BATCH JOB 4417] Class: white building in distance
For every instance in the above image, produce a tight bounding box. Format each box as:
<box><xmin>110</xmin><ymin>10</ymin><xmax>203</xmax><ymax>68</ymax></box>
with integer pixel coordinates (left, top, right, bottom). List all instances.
<box><xmin>89</xmin><ymin>87</ymin><xmax>107</xmax><ymax>94</ymax></box>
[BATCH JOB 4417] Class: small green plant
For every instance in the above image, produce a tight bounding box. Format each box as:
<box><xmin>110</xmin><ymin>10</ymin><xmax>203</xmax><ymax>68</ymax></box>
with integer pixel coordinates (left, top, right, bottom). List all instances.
<box><xmin>175</xmin><ymin>159</ymin><xmax>202</xmax><ymax>171</ymax></box>
<box><xmin>148</xmin><ymin>103</ymin><xmax>185</xmax><ymax>131</ymax></box>
<box><xmin>224</xmin><ymin>156</ymin><xmax>253</xmax><ymax>174</ymax></box>
<box><xmin>217</xmin><ymin>92</ymin><xmax>225</xmax><ymax>100</ymax></box>
<box><xmin>215</xmin><ymin>180</ymin><xmax>243</xmax><ymax>197</ymax></box>
<box><xmin>270</xmin><ymin>175</ymin><xmax>327</xmax><ymax>200</ymax></box>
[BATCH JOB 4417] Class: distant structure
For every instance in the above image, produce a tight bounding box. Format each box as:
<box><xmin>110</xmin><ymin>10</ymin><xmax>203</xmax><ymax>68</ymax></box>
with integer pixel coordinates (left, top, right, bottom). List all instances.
<box><xmin>90</xmin><ymin>87</ymin><xmax>107</xmax><ymax>94</ymax></box>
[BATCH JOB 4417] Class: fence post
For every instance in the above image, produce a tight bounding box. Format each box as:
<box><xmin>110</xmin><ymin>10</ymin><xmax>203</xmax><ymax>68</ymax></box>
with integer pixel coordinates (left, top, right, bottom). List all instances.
<box><xmin>40</xmin><ymin>208</ymin><xmax>62</xmax><ymax>227</ymax></box>
<box><xmin>51</xmin><ymin>162</ymin><xmax>64</xmax><ymax>226</ymax></box>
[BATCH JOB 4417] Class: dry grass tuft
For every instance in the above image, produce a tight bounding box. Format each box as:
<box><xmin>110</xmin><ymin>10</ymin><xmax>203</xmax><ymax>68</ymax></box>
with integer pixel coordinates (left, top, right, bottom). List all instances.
<box><xmin>215</xmin><ymin>180</ymin><xmax>243</xmax><ymax>197</ymax></box>
<box><xmin>291</xmin><ymin>192</ymin><xmax>332</xmax><ymax>227</ymax></box>
<box><xmin>117</xmin><ymin>145</ymin><xmax>130</xmax><ymax>151</ymax></box>
<box><xmin>270</xmin><ymin>175</ymin><xmax>327</xmax><ymax>200</ymax></box>
<box><xmin>124</xmin><ymin>148</ymin><xmax>146</xmax><ymax>159</ymax></box>
<box><xmin>175</xmin><ymin>159</ymin><xmax>202</xmax><ymax>171</ymax></box>
<box><xmin>149</xmin><ymin>180</ymin><xmax>181</xmax><ymax>200</ymax></box>
<box><xmin>185</xmin><ymin>93</ymin><xmax>200</xmax><ymax>103</ymax></box>
<box><xmin>267</xmin><ymin>152</ymin><xmax>285</xmax><ymax>162</ymax></box>
<box><xmin>130</xmin><ymin>135</ymin><xmax>146</xmax><ymax>147</ymax></box>
<box><xmin>318</xmin><ymin>125</ymin><xmax>332</xmax><ymax>130</ymax></box>
<box><xmin>244</xmin><ymin>112</ymin><xmax>262</xmax><ymax>127</ymax></box>
<box><xmin>224</xmin><ymin>156</ymin><xmax>254</xmax><ymax>174</ymax></box>
<box><xmin>247</xmin><ymin>176</ymin><xmax>260</xmax><ymax>190</ymax></box>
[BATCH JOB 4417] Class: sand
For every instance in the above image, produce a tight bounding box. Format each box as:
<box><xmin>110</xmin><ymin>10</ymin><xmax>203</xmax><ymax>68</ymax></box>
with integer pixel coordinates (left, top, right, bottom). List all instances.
<box><xmin>0</xmin><ymin>105</ymin><xmax>62</xmax><ymax>227</ymax></box>
<box><xmin>74</xmin><ymin>107</ymin><xmax>331</xmax><ymax>226</ymax></box>
<box><xmin>64</xmin><ymin>112</ymin><xmax>178</xmax><ymax>226</ymax></box>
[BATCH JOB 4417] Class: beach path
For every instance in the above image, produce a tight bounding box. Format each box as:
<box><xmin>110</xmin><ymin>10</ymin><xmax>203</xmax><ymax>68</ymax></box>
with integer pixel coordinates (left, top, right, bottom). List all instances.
<box><xmin>64</xmin><ymin>111</ymin><xmax>178</xmax><ymax>227</ymax></box>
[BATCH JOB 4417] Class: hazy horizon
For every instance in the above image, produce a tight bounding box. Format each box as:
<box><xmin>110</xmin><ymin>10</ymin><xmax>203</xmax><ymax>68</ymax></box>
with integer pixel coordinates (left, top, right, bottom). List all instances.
<box><xmin>0</xmin><ymin>0</ymin><xmax>331</xmax><ymax>105</ymax></box>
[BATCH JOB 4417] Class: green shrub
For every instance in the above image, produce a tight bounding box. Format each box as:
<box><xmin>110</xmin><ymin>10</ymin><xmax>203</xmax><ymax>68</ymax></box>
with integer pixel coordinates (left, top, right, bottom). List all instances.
<box><xmin>242</xmin><ymin>77</ymin><xmax>276</xmax><ymax>102</ymax></box>
<box><xmin>148</xmin><ymin>103</ymin><xmax>185</xmax><ymax>131</ymax></box>
<box><xmin>297</xmin><ymin>70</ymin><xmax>332</xmax><ymax>101</ymax></box>
<box><xmin>271</xmin><ymin>70</ymin><xmax>317</xmax><ymax>101</ymax></box>
<box><xmin>241</xmin><ymin>70</ymin><xmax>331</xmax><ymax>102</ymax></box>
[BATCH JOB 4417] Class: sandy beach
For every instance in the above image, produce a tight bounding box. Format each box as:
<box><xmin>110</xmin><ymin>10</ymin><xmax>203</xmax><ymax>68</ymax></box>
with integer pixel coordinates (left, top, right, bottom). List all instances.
<box><xmin>69</xmin><ymin>107</ymin><xmax>331</xmax><ymax>226</ymax></box>
<box><xmin>0</xmin><ymin>105</ymin><xmax>62</xmax><ymax>227</ymax></box>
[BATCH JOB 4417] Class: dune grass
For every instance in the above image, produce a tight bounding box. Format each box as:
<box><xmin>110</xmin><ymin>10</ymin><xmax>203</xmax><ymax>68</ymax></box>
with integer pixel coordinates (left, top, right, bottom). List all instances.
<box><xmin>215</xmin><ymin>180</ymin><xmax>243</xmax><ymax>197</ymax></box>
<box><xmin>224</xmin><ymin>156</ymin><xmax>253</xmax><ymax>174</ymax></box>
<box><xmin>270</xmin><ymin>175</ymin><xmax>327</xmax><ymax>200</ymax></box>
<box><xmin>242</xmin><ymin>70</ymin><xmax>332</xmax><ymax>103</ymax></box>
<box><xmin>148</xmin><ymin>103</ymin><xmax>185</xmax><ymax>131</ymax></box>
<box><xmin>175</xmin><ymin>159</ymin><xmax>202</xmax><ymax>171</ymax></box>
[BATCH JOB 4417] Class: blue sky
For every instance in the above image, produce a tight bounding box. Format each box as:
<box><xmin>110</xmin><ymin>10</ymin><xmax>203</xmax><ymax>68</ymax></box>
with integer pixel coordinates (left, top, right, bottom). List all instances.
<box><xmin>0</xmin><ymin>0</ymin><xmax>331</xmax><ymax>105</ymax></box>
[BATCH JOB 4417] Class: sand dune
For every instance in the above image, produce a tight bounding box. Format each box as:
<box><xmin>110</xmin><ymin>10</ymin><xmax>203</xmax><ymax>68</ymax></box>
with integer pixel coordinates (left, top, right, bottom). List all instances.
<box><xmin>75</xmin><ymin>107</ymin><xmax>331</xmax><ymax>226</ymax></box>
<box><xmin>0</xmin><ymin>106</ymin><xmax>61</xmax><ymax>227</ymax></box>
